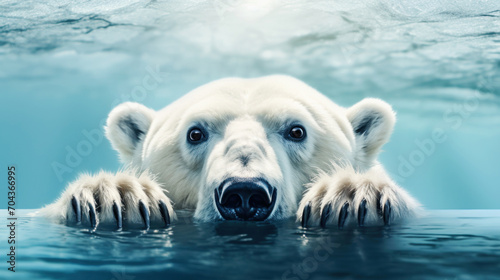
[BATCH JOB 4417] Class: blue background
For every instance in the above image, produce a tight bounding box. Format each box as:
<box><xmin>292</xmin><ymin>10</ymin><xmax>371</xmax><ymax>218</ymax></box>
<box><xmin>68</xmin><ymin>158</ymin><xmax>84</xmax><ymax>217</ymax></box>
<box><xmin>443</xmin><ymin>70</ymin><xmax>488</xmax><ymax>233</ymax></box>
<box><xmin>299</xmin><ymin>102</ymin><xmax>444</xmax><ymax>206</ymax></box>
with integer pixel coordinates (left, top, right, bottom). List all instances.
<box><xmin>1</xmin><ymin>0</ymin><xmax>499</xmax><ymax>209</ymax></box>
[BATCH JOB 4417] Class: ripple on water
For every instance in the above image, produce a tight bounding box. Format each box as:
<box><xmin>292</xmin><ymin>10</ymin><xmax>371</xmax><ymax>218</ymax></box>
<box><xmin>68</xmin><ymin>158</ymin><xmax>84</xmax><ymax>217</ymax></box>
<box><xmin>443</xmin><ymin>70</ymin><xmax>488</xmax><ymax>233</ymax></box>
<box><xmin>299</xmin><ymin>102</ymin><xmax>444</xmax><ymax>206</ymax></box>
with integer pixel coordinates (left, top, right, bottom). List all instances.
<box><xmin>1</xmin><ymin>210</ymin><xmax>499</xmax><ymax>279</ymax></box>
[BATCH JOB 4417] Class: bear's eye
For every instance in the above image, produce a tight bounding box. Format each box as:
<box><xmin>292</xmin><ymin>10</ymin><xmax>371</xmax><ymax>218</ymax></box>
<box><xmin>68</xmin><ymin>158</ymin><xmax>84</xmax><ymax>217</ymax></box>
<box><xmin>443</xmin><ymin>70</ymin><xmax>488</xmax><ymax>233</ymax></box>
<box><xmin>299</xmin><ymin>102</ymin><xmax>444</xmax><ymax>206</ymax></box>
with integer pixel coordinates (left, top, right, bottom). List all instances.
<box><xmin>286</xmin><ymin>125</ymin><xmax>306</xmax><ymax>141</ymax></box>
<box><xmin>187</xmin><ymin>127</ymin><xmax>206</xmax><ymax>144</ymax></box>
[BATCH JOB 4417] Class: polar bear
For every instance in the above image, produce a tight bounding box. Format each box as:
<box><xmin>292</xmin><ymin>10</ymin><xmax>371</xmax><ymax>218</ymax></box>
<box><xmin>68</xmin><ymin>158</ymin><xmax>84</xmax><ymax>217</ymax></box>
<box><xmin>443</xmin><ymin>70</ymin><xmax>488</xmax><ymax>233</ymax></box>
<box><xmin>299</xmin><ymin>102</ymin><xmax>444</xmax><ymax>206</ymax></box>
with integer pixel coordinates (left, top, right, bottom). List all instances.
<box><xmin>42</xmin><ymin>75</ymin><xmax>420</xmax><ymax>230</ymax></box>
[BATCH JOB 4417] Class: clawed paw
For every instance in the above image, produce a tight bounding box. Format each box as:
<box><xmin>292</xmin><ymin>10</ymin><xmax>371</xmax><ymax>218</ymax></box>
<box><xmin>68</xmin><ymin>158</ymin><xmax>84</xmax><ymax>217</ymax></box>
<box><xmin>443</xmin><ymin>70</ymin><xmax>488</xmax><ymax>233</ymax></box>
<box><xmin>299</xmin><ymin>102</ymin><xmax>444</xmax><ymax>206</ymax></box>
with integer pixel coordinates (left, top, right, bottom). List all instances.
<box><xmin>298</xmin><ymin>167</ymin><xmax>419</xmax><ymax>229</ymax></box>
<box><xmin>69</xmin><ymin>196</ymin><xmax>170</xmax><ymax>231</ymax></box>
<box><xmin>43</xmin><ymin>171</ymin><xmax>176</xmax><ymax>231</ymax></box>
<box><xmin>301</xmin><ymin>199</ymin><xmax>393</xmax><ymax>229</ymax></box>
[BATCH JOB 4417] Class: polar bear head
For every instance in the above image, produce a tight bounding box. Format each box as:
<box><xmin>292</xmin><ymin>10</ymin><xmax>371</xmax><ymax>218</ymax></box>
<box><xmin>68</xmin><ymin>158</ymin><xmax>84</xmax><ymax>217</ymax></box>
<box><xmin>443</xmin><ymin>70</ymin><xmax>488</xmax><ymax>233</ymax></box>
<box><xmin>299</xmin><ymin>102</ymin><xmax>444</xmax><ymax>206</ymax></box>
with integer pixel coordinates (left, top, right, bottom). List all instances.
<box><xmin>105</xmin><ymin>75</ymin><xmax>395</xmax><ymax>221</ymax></box>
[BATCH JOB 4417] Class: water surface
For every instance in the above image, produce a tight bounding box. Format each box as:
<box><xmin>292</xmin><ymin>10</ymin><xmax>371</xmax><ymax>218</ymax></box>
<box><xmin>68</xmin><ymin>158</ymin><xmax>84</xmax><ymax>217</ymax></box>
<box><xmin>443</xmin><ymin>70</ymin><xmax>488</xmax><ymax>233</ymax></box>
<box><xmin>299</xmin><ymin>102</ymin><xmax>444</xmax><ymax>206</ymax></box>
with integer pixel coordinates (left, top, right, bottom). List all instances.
<box><xmin>1</xmin><ymin>0</ymin><xmax>500</xmax><ymax>209</ymax></box>
<box><xmin>2</xmin><ymin>210</ymin><xmax>499</xmax><ymax>279</ymax></box>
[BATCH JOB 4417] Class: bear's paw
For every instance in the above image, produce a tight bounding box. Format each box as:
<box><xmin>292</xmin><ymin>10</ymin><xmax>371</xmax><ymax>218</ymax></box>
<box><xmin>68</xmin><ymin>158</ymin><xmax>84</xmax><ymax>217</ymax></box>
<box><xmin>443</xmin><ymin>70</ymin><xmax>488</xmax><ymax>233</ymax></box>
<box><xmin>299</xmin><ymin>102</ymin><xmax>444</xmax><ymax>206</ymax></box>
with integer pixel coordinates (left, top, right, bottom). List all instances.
<box><xmin>41</xmin><ymin>171</ymin><xmax>176</xmax><ymax>231</ymax></box>
<box><xmin>297</xmin><ymin>165</ymin><xmax>420</xmax><ymax>228</ymax></box>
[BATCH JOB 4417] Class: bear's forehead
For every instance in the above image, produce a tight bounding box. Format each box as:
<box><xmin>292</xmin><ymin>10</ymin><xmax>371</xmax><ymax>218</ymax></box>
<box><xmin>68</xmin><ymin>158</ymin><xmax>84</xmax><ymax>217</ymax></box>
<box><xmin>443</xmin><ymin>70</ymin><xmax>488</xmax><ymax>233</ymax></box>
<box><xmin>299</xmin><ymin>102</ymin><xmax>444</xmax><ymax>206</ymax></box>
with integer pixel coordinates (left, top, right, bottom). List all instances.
<box><xmin>198</xmin><ymin>75</ymin><xmax>324</xmax><ymax>101</ymax></box>
<box><xmin>152</xmin><ymin>75</ymin><xmax>349</xmax><ymax>140</ymax></box>
<box><xmin>145</xmin><ymin>75</ymin><xmax>354</xmax><ymax>160</ymax></box>
<box><xmin>166</xmin><ymin>77</ymin><xmax>332</xmax><ymax>125</ymax></box>
<box><xmin>172</xmin><ymin>75</ymin><xmax>339</xmax><ymax>115</ymax></box>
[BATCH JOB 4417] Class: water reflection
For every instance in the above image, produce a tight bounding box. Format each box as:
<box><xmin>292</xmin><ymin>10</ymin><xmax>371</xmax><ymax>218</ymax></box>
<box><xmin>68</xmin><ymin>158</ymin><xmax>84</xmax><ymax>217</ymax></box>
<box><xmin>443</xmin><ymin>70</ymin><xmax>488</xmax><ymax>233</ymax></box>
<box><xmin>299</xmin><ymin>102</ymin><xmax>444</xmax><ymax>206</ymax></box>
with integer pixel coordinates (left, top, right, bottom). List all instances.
<box><xmin>213</xmin><ymin>221</ymin><xmax>278</xmax><ymax>245</ymax></box>
<box><xmin>3</xmin><ymin>210</ymin><xmax>499</xmax><ymax>280</ymax></box>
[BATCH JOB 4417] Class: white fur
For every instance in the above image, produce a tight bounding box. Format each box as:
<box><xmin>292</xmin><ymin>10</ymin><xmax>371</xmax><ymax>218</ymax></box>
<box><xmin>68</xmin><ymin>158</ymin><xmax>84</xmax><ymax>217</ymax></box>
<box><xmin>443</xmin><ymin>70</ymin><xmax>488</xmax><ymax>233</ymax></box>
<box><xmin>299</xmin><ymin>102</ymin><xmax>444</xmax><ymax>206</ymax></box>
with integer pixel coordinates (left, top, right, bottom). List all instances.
<box><xmin>297</xmin><ymin>163</ymin><xmax>421</xmax><ymax>226</ymax></box>
<box><xmin>105</xmin><ymin>102</ymin><xmax>155</xmax><ymax>163</ymax></box>
<box><xmin>42</xmin><ymin>75</ymin><xmax>420</xmax><ymax>227</ymax></box>
<box><xmin>41</xmin><ymin>170</ymin><xmax>176</xmax><ymax>227</ymax></box>
<box><xmin>347</xmin><ymin>98</ymin><xmax>396</xmax><ymax>169</ymax></box>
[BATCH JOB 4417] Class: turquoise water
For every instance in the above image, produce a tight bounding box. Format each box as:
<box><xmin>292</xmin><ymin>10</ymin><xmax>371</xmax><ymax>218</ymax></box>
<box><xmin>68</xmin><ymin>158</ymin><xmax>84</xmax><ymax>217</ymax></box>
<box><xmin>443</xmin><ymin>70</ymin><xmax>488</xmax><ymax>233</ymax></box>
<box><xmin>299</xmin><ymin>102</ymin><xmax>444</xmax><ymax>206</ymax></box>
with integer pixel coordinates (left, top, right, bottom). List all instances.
<box><xmin>1</xmin><ymin>1</ymin><xmax>500</xmax><ymax>278</ymax></box>
<box><xmin>1</xmin><ymin>1</ymin><xmax>500</xmax><ymax>209</ymax></box>
<box><xmin>1</xmin><ymin>0</ymin><xmax>500</xmax><ymax>210</ymax></box>
<box><xmin>1</xmin><ymin>210</ymin><xmax>499</xmax><ymax>279</ymax></box>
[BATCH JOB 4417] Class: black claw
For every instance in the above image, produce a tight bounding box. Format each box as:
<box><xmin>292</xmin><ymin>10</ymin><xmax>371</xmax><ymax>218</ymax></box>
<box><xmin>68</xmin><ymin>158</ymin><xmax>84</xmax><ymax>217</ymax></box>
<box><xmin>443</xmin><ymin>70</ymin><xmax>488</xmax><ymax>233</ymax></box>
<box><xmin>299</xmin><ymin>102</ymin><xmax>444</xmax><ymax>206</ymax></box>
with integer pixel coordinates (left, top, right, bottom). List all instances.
<box><xmin>112</xmin><ymin>201</ymin><xmax>123</xmax><ymax>230</ymax></box>
<box><xmin>71</xmin><ymin>196</ymin><xmax>81</xmax><ymax>224</ymax></box>
<box><xmin>383</xmin><ymin>200</ymin><xmax>391</xmax><ymax>226</ymax></box>
<box><xmin>139</xmin><ymin>200</ymin><xmax>150</xmax><ymax>230</ymax></box>
<box><xmin>88</xmin><ymin>202</ymin><xmax>97</xmax><ymax>231</ymax></box>
<box><xmin>158</xmin><ymin>200</ymin><xmax>171</xmax><ymax>227</ymax></box>
<box><xmin>320</xmin><ymin>203</ymin><xmax>332</xmax><ymax>228</ymax></box>
<box><xmin>338</xmin><ymin>202</ymin><xmax>349</xmax><ymax>230</ymax></box>
<box><xmin>358</xmin><ymin>199</ymin><xmax>367</xmax><ymax>227</ymax></box>
<box><xmin>301</xmin><ymin>202</ymin><xmax>311</xmax><ymax>228</ymax></box>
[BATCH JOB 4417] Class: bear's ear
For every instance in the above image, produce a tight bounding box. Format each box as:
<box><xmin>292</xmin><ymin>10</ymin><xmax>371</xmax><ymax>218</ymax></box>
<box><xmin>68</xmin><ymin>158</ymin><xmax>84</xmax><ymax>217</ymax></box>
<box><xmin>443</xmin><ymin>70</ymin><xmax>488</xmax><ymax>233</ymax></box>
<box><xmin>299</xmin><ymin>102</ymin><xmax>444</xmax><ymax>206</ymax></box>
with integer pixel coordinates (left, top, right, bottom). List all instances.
<box><xmin>346</xmin><ymin>98</ymin><xmax>396</xmax><ymax>165</ymax></box>
<box><xmin>105</xmin><ymin>102</ymin><xmax>156</xmax><ymax>162</ymax></box>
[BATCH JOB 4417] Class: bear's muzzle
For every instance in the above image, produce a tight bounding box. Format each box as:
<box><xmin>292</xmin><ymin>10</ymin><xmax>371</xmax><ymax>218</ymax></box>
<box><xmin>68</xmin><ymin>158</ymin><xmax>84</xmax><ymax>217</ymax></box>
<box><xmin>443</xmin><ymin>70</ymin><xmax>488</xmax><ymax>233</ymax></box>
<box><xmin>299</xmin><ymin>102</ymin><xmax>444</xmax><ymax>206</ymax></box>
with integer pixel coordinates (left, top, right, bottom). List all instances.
<box><xmin>214</xmin><ymin>177</ymin><xmax>277</xmax><ymax>221</ymax></box>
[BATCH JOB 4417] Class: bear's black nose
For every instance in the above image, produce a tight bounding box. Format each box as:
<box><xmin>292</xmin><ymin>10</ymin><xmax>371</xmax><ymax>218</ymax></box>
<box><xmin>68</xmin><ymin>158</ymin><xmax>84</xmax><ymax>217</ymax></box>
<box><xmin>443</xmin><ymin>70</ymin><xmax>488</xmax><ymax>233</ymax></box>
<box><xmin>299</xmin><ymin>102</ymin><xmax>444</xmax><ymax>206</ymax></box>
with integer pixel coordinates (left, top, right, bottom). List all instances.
<box><xmin>215</xmin><ymin>178</ymin><xmax>277</xmax><ymax>221</ymax></box>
